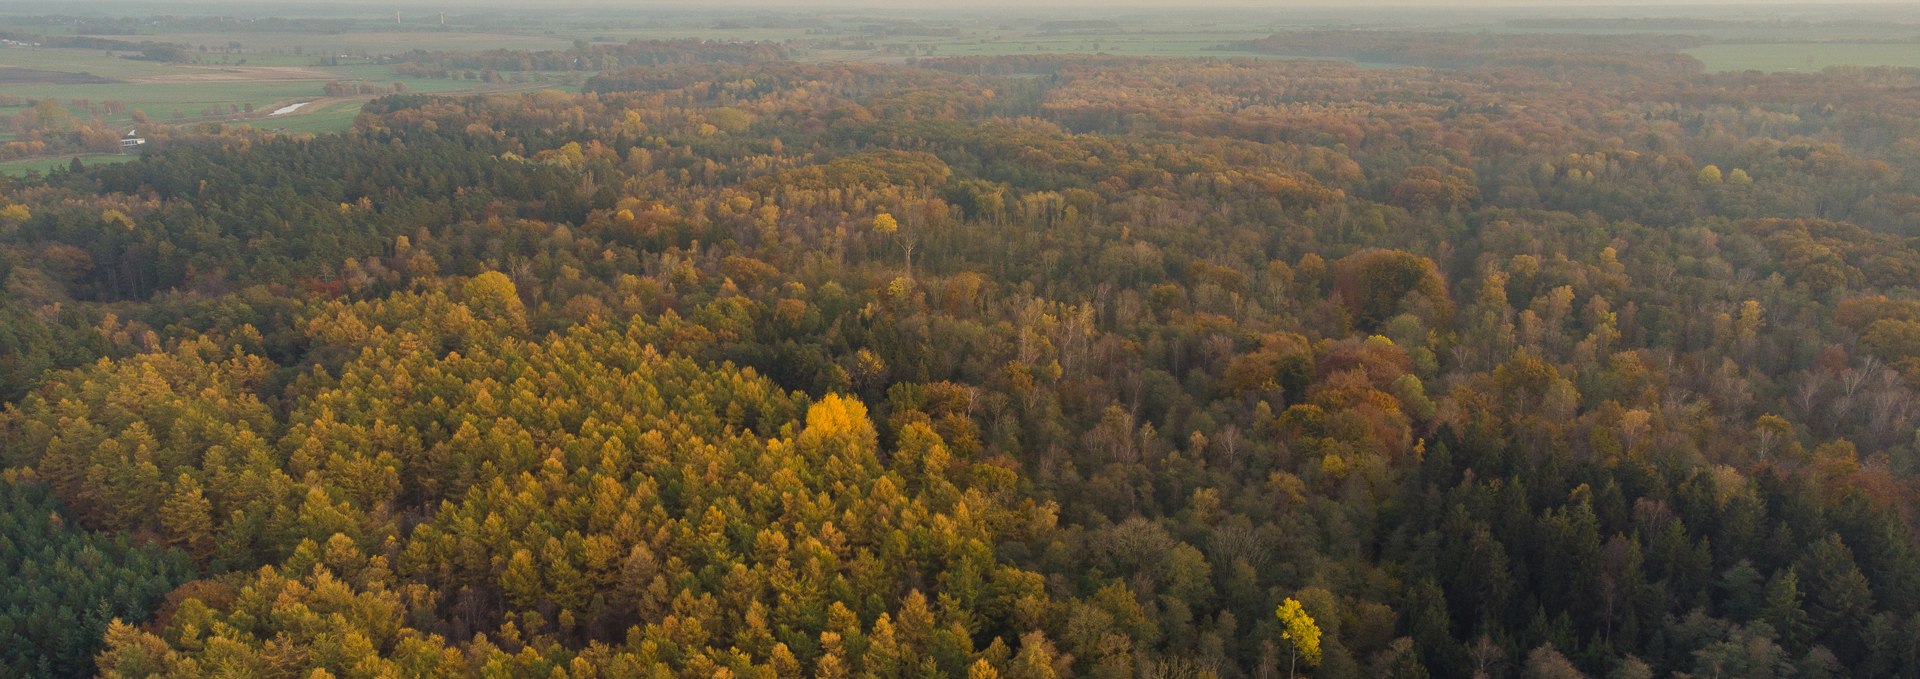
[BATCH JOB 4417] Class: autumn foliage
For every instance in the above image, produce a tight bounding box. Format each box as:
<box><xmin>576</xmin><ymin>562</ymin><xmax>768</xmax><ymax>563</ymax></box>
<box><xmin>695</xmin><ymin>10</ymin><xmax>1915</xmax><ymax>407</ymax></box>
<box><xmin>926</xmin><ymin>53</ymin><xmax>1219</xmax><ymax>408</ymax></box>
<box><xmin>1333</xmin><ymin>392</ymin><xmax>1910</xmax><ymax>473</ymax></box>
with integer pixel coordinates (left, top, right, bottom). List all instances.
<box><xmin>2</xmin><ymin>29</ymin><xmax>1920</xmax><ymax>679</ymax></box>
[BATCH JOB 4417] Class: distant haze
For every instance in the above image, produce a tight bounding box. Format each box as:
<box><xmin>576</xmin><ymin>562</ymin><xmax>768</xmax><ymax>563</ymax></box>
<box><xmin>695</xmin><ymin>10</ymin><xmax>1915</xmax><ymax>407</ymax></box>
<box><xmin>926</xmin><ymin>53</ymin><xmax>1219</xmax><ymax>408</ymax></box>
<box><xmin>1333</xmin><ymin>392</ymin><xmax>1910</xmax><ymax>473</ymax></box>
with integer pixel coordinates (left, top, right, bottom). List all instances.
<box><xmin>9</xmin><ymin>0</ymin><xmax>1918</xmax><ymax>29</ymax></box>
<box><xmin>22</xmin><ymin>0</ymin><xmax>1920</xmax><ymax>7</ymax></box>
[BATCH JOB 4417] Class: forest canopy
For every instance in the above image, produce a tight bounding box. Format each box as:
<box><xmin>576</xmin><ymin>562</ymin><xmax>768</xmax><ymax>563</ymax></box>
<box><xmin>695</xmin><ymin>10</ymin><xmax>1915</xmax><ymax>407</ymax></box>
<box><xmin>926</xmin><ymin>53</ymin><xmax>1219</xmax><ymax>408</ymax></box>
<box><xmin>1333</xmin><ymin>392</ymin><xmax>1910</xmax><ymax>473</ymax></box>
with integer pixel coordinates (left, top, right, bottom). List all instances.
<box><xmin>2</xmin><ymin>24</ymin><xmax>1920</xmax><ymax>679</ymax></box>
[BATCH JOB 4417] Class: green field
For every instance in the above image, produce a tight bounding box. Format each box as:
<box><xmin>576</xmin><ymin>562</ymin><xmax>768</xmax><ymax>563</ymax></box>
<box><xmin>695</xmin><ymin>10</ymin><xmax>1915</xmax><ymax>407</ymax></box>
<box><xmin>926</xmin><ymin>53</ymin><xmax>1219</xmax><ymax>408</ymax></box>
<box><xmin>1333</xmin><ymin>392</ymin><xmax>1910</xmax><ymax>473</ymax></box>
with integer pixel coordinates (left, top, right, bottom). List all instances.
<box><xmin>1685</xmin><ymin>42</ymin><xmax>1920</xmax><ymax>72</ymax></box>
<box><xmin>1</xmin><ymin>53</ymin><xmax>322</xmax><ymax>121</ymax></box>
<box><xmin>145</xmin><ymin>30</ymin><xmax>578</xmax><ymax>55</ymax></box>
<box><xmin>0</xmin><ymin>43</ymin><xmax>541</xmax><ymax>133</ymax></box>
<box><xmin>0</xmin><ymin>45</ymin><xmax>181</xmax><ymax>80</ymax></box>
<box><xmin>2</xmin><ymin>77</ymin><xmax>327</xmax><ymax>120</ymax></box>
<box><xmin>237</xmin><ymin>100</ymin><xmax>362</xmax><ymax>135</ymax></box>
<box><xmin>0</xmin><ymin>153</ymin><xmax>133</xmax><ymax>176</ymax></box>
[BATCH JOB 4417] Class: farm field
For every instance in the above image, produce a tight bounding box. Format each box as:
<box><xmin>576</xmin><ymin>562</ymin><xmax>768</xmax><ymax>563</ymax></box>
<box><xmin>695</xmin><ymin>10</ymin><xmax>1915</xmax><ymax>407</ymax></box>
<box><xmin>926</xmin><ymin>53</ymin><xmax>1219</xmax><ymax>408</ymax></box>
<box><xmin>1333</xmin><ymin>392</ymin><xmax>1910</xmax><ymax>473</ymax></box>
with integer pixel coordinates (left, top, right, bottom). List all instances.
<box><xmin>229</xmin><ymin>80</ymin><xmax>561</xmax><ymax>136</ymax></box>
<box><xmin>0</xmin><ymin>45</ymin><xmax>180</xmax><ymax>80</ymax></box>
<box><xmin>135</xmin><ymin>30</ymin><xmax>577</xmax><ymax>55</ymax></box>
<box><xmin>0</xmin><ymin>47</ymin><xmax>410</xmax><ymax>123</ymax></box>
<box><xmin>4</xmin><ymin>76</ymin><xmax>328</xmax><ymax>119</ymax></box>
<box><xmin>0</xmin><ymin>152</ymin><xmax>131</xmax><ymax>176</ymax></box>
<box><xmin>1684</xmin><ymin>41</ymin><xmax>1920</xmax><ymax>71</ymax></box>
<box><xmin>0</xmin><ymin>32</ymin><xmax>570</xmax><ymax>173</ymax></box>
<box><xmin>234</xmin><ymin>99</ymin><xmax>361</xmax><ymax>134</ymax></box>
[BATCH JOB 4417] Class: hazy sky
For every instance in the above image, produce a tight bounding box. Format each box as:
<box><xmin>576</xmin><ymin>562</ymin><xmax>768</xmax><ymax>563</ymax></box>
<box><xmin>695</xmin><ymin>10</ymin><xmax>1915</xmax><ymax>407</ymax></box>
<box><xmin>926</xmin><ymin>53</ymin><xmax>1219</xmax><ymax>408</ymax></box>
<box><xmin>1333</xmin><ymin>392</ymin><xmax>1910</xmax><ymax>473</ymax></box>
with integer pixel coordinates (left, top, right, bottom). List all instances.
<box><xmin>31</xmin><ymin>0</ymin><xmax>1920</xmax><ymax>5</ymax></box>
<box><xmin>15</xmin><ymin>0</ymin><xmax>1920</xmax><ymax>23</ymax></box>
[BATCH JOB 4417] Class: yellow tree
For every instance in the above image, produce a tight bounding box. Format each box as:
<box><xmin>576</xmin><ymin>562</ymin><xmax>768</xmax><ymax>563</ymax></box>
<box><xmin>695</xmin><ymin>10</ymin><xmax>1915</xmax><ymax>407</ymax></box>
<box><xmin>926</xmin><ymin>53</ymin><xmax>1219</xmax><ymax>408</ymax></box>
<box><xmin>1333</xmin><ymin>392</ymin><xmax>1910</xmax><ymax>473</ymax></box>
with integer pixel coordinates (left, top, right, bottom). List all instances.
<box><xmin>158</xmin><ymin>474</ymin><xmax>214</xmax><ymax>564</ymax></box>
<box><xmin>463</xmin><ymin>270</ymin><xmax>528</xmax><ymax>332</ymax></box>
<box><xmin>873</xmin><ymin>212</ymin><xmax>917</xmax><ymax>280</ymax></box>
<box><xmin>1276</xmin><ymin>597</ymin><xmax>1322</xmax><ymax>679</ymax></box>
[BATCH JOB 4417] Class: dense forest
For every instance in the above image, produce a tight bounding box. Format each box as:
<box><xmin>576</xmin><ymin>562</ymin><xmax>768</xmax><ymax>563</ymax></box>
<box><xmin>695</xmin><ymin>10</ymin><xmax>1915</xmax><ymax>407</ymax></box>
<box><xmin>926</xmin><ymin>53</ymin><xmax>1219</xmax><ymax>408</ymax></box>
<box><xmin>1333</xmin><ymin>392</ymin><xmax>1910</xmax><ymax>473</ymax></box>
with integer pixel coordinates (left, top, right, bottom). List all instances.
<box><xmin>3</xmin><ymin>27</ymin><xmax>1920</xmax><ymax>679</ymax></box>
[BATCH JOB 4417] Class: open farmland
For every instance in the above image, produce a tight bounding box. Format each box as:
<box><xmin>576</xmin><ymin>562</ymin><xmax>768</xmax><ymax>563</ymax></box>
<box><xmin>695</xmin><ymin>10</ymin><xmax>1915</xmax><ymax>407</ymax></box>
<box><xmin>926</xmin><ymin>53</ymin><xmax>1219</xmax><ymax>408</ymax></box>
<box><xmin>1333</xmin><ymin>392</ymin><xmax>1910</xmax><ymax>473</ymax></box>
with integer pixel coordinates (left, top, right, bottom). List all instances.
<box><xmin>125</xmin><ymin>30</ymin><xmax>577</xmax><ymax>55</ymax></box>
<box><xmin>8</xmin><ymin>7</ymin><xmax>1920</xmax><ymax>174</ymax></box>
<box><xmin>234</xmin><ymin>99</ymin><xmax>360</xmax><ymax>134</ymax></box>
<box><xmin>0</xmin><ymin>34</ymin><xmax>573</xmax><ymax>172</ymax></box>
<box><xmin>0</xmin><ymin>152</ymin><xmax>130</xmax><ymax>175</ymax></box>
<box><xmin>4</xmin><ymin>75</ymin><xmax>337</xmax><ymax>121</ymax></box>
